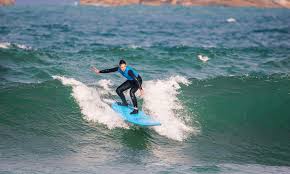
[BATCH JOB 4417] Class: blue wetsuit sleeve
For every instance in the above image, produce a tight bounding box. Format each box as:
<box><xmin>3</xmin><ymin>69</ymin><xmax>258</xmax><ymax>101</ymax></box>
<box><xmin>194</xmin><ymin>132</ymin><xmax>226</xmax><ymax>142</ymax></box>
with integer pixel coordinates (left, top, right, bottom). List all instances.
<box><xmin>99</xmin><ymin>67</ymin><xmax>118</xmax><ymax>73</ymax></box>
<box><xmin>128</xmin><ymin>70</ymin><xmax>142</xmax><ymax>89</ymax></box>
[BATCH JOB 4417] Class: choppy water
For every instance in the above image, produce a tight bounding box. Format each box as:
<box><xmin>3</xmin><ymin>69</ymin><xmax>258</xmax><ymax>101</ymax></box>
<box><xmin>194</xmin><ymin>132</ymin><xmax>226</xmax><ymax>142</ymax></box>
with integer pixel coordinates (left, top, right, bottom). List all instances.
<box><xmin>1</xmin><ymin>4</ymin><xmax>290</xmax><ymax>174</ymax></box>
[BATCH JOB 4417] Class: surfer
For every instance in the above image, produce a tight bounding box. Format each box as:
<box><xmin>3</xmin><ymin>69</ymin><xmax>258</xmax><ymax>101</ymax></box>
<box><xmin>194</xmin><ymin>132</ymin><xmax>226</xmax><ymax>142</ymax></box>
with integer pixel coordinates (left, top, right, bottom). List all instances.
<box><xmin>91</xmin><ymin>59</ymin><xmax>144</xmax><ymax>114</ymax></box>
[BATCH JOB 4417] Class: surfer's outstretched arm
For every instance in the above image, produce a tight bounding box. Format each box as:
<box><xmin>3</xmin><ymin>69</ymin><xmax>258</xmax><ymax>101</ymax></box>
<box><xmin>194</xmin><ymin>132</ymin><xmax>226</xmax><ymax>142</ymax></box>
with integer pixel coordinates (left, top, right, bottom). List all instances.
<box><xmin>99</xmin><ymin>67</ymin><xmax>118</xmax><ymax>73</ymax></box>
<box><xmin>91</xmin><ymin>66</ymin><xmax>118</xmax><ymax>74</ymax></box>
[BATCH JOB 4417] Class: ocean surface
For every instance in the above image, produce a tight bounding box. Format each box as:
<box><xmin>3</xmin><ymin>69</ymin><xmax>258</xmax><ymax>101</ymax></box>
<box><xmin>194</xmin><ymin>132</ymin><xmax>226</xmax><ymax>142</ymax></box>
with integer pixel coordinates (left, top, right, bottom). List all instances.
<box><xmin>1</xmin><ymin>3</ymin><xmax>290</xmax><ymax>174</ymax></box>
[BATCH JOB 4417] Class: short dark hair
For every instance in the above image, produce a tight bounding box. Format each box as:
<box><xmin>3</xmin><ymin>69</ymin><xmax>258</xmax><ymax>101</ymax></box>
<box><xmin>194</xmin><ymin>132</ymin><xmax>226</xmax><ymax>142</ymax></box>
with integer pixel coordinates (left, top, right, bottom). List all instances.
<box><xmin>119</xmin><ymin>59</ymin><xmax>126</xmax><ymax>65</ymax></box>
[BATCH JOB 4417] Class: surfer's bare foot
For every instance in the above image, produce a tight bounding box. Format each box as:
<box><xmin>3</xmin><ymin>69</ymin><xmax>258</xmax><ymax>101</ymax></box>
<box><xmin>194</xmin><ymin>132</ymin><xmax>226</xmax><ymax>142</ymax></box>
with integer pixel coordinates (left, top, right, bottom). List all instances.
<box><xmin>117</xmin><ymin>102</ymin><xmax>128</xmax><ymax>106</ymax></box>
<box><xmin>130</xmin><ymin>109</ymin><xmax>138</xmax><ymax>114</ymax></box>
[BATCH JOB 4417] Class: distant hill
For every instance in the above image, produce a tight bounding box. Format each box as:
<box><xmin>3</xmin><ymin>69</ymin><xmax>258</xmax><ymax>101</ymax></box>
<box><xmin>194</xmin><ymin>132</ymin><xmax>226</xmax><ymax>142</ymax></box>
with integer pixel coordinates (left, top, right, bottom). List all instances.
<box><xmin>0</xmin><ymin>0</ymin><xmax>15</xmax><ymax>5</ymax></box>
<box><xmin>80</xmin><ymin>0</ymin><xmax>290</xmax><ymax>8</ymax></box>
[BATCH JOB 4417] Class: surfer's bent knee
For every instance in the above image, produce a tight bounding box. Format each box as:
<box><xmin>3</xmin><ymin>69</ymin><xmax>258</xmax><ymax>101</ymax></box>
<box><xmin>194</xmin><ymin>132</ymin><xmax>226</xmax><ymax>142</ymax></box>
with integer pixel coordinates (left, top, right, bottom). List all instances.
<box><xmin>129</xmin><ymin>88</ymin><xmax>137</xmax><ymax>96</ymax></box>
<box><xmin>116</xmin><ymin>87</ymin><xmax>121</xmax><ymax>94</ymax></box>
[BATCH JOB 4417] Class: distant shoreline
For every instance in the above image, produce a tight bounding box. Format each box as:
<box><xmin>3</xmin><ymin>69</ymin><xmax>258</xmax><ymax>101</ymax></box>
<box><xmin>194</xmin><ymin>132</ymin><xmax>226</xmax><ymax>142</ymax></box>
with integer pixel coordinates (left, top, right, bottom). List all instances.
<box><xmin>80</xmin><ymin>0</ymin><xmax>290</xmax><ymax>8</ymax></box>
<box><xmin>0</xmin><ymin>0</ymin><xmax>14</xmax><ymax>6</ymax></box>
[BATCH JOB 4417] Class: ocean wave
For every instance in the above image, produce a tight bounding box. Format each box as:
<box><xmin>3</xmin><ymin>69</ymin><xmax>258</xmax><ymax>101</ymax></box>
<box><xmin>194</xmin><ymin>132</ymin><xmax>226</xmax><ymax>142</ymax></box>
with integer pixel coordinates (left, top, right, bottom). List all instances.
<box><xmin>252</xmin><ymin>28</ymin><xmax>290</xmax><ymax>34</ymax></box>
<box><xmin>142</xmin><ymin>75</ymin><xmax>200</xmax><ymax>141</ymax></box>
<box><xmin>186</xmin><ymin>75</ymin><xmax>290</xmax><ymax>134</ymax></box>
<box><xmin>53</xmin><ymin>75</ymin><xmax>128</xmax><ymax>129</ymax></box>
<box><xmin>0</xmin><ymin>42</ymin><xmax>32</xmax><ymax>50</ymax></box>
<box><xmin>53</xmin><ymin>75</ymin><xmax>199</xmax><ymax>141</ymax></box>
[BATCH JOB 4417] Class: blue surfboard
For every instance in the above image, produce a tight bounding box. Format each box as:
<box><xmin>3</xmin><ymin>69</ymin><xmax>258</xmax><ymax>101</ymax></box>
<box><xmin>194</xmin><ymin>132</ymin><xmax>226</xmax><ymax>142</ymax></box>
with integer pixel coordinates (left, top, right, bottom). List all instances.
<box><xmin>112</xmin><ymin>103</ymin><xmax>161</xmax><ymax>127</ymax></box>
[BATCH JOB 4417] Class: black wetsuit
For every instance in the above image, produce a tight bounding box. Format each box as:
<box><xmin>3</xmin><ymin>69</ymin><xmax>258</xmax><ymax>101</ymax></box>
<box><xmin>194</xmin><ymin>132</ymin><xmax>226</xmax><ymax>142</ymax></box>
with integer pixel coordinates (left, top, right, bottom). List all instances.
<box><xmin>100</xmin><ymin>67</ymin><xmax>142</xmax><ymax>108</ymax></box>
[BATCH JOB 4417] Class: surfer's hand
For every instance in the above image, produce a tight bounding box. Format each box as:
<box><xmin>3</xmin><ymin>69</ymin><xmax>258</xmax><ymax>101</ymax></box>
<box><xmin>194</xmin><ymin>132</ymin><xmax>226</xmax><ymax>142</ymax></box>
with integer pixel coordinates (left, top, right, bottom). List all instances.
<box><xmin>140</xmin><ymin>89</ymin><xmax>144</xmax><ymax>96</ymax></box>
<box><xmin>91</xmin><ymin>66</ymin><xmax>100</xmax><ymax>74</ymax></box>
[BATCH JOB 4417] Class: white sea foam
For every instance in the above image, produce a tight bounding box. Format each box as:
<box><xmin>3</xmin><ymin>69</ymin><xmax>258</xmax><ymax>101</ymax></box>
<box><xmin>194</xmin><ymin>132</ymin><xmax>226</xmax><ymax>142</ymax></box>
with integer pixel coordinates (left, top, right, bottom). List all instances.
<box><xmin>15</xmin><ymin>43</ymin><xmax>32</xmax><ymax>50</ymax></box>
<box><xmin>128</xmin><ymin>44</ymin><xmax>141</xmax><ymax>49</ymax></box>
<box><xmin>53</xmin><ymin>76</ymin><xmax>128</xmax><ymax>129</ymax></box>
<box><xmin>219</xmin><ymin>163</ymin><xmax>290</xmax><ymax>174</ymax></box>
<box><xmin>0</xmin><ymin>42</ymin><xmax>32</xmax><ymax>50</ymax></box>
<box><xmin>97</xmin><ymin>79</ymin><xmax>114</xmax><ymax>95</ymax></box>
<box><xmin>198</xmin><ymin>54</ymin><xmax>209</xmax><ymax>62</ymax></box>
<box><xmin>227</xmin><ymin>17</ymin><xmax>237</xmax><ymax>23</ymax></box>
<box><xmin>0</xmin><ymin>42</ymin><xmax>11</xmax><ymax>49</ymax></box>
<box><xmin>142</xmin><ymin>76</ymin><xmax>199</xmax><ymax>141</ymax></box>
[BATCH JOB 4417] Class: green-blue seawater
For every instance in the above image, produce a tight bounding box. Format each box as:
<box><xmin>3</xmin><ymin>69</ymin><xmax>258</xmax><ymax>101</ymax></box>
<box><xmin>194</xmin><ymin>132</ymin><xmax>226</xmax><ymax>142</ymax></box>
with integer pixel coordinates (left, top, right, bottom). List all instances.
<box><xmin>1</xmin><ymin>4</ymin><xmax>290</xmax><ymax>174</ymax></box>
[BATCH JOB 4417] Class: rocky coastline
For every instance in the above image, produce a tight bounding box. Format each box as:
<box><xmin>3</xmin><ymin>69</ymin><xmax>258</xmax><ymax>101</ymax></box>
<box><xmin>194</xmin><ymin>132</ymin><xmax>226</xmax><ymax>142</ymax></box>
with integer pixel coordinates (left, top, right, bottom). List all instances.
<box><xmin>80</xmin><ymin>0</ymin><xmax>290</xmax><ymax>8</ymax></box>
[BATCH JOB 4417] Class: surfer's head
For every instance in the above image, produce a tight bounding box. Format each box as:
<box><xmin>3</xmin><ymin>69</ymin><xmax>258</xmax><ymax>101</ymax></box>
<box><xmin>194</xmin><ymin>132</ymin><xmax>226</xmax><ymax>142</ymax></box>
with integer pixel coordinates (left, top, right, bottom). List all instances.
<box><xmin>119</xmin><ymin>59</ymin><xmax>127</xmax><ymax>72</ymax></box>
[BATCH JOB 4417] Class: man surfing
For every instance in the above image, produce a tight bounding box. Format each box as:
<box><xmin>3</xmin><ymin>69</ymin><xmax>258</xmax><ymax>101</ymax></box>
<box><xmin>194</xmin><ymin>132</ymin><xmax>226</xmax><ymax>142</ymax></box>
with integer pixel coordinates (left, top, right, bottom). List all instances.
<box><xmin>91</xmin><ymin>59</ymin><xmax>144</xmax><ymax>114</ymax></box>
